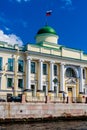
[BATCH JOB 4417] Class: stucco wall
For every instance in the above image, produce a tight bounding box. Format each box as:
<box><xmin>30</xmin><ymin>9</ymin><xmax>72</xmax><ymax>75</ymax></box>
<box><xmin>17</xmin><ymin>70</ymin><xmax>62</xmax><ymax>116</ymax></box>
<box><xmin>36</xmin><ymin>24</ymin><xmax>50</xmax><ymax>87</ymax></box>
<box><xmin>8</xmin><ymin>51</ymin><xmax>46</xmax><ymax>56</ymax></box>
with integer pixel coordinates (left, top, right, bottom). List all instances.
<box><xmin>0</xmin><ymin>103</ymin><xmax>87</xmax><ymax>119</ymax></box>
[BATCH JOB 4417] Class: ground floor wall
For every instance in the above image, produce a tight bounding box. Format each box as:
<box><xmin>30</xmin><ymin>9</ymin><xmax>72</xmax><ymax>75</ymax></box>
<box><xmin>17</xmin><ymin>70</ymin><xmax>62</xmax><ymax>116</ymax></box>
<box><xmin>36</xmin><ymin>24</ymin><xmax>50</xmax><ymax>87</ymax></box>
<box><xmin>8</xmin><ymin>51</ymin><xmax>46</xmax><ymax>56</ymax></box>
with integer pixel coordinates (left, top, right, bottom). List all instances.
<box><xmin>0</xmin><ymin>103</ymin><xmax>87</xmax><ymax>120</ymax></box>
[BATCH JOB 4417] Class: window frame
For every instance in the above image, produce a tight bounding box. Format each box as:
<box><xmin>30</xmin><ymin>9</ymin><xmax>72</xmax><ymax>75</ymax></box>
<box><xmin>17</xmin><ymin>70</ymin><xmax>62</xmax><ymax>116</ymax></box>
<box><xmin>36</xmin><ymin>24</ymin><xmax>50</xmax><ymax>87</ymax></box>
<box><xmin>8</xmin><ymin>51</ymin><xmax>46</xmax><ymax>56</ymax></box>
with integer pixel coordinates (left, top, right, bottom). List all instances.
<box><xmin>83</xmin><ymin>68</ymin><xmax>86</xmax><ymax>79</ymax></box>
<box><xmin>43</xmin><ymin>63</ymin><xmax>47</xmax><ymax>75</ymax></box>
<box><xmin>18</xmin><ymin>79</ymin><xmax>23</xmax><ymax>89</ymax></box>
<box><xmin>31</xmin><ymin>62</ymin><xmax>36</xmax><ymax>74</ymax></box>
<box><xmin>8</xmin><ymin>58</ymin><xmax>14</xmax><ymax>71</ymax></box>
<box><xmin>54</xmin><ymin>64</ymin><xmax>57</xmax><ymax>76</ymax></box>
<box><xmin>18</xmin><ymin>59</ymin><xmax>24</xmax><ymax>72</ymax></box>
<box><xmin>65</xmin><ymin>68</ymin><xmax>76</xmax><ymax>78</ymax></box>
<box><xmin>7</xmin><ymin>78</ymin><xmax>13</xmax><ymax>88</ymax></box>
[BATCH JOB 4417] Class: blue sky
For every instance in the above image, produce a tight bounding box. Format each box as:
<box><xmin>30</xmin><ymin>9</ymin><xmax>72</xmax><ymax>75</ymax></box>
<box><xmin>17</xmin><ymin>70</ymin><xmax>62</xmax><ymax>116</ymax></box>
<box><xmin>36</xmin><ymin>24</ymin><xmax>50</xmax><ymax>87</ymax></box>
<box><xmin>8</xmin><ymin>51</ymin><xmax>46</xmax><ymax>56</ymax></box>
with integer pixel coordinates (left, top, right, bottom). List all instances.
<box><xmin>0</xmin><ymin>0</ymin><xmax>87</xmax><ymax>53</ymax></box>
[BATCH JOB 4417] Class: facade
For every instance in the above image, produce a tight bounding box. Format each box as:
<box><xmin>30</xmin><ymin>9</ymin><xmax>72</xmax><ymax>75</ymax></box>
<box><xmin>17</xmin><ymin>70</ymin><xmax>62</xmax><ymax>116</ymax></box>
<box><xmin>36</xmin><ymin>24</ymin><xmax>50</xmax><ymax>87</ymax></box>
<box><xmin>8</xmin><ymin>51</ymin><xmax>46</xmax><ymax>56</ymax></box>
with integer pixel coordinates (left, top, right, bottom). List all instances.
<box><xmin>0</xmin><ymin>25</ymin><xmax>87</xmax><ymax>102</ymax></box>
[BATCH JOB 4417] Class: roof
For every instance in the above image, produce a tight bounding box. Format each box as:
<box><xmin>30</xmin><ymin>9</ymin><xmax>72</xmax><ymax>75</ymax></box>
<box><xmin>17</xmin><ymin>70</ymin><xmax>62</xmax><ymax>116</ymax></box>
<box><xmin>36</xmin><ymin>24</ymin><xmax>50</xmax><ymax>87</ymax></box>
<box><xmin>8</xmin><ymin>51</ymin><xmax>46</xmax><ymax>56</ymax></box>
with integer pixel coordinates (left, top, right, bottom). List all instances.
<box><xmin>37</xmin><ymin>25</ymin><xmax>57</xmax><ymax>35</ymax></box>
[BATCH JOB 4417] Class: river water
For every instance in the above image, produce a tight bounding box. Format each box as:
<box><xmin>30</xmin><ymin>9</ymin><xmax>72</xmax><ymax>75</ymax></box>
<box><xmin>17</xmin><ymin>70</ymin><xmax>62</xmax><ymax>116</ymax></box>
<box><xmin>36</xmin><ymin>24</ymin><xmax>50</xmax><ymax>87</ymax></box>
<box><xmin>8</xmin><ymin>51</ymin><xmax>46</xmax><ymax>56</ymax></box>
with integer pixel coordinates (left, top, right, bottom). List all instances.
<box><xmin>1</xmin><ymin>121</ymin><xmax>87</xmax><ymax>130</ymax></box>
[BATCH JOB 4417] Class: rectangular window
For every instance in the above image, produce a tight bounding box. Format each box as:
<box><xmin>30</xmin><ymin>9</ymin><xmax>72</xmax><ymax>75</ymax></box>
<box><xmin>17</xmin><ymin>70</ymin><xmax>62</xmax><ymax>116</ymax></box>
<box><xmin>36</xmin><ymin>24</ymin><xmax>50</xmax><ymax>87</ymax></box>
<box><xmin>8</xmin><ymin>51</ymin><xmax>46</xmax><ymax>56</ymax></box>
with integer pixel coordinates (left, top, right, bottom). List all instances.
<box><xmin>43</xmin><ymin>64</ymin><xmax>47</xmax><ymax>75</ymax></box>
<box><xmin>0</xmin><ymin>57</ymin><xmax>2</xmax><ymax>70</ymax></box>
<box><xmin>54</xmin><ymin>65</ymin><xmax>57</xmax><ymax>76</ymax></box>
<box><xmin>18</xmin><ymin>79</ymin><xmax>23</xmax><ymax>88</ymax></box>
<box><xmin>18</xmin><ymin>60</ymin><xmax>24</xmax><ymax>72</ymax></box>
<box><xmin>31</xmin><ymin>62</ymin><xmax>35</xmax><ymax>74</ymax></box>
<box><xmin>8</xmin><ymin>58</ymin><xmax>14</xmax><ymax>71</ymax></box>
<box><xmin>7</xmin><ymin>78</ymin><xmax>13</xmax><ymax>88</ymax></box>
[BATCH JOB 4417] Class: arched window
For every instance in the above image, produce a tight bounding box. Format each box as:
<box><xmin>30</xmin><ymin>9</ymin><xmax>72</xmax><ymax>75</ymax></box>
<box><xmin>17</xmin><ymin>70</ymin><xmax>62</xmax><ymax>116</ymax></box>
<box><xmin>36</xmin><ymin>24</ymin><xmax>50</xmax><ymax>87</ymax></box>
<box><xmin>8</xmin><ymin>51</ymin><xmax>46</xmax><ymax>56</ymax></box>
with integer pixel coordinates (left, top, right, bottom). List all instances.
<box><xmin>65</xmin><ymin>68</ymin><xmax>76</xmax><ymax>78</ymax></box>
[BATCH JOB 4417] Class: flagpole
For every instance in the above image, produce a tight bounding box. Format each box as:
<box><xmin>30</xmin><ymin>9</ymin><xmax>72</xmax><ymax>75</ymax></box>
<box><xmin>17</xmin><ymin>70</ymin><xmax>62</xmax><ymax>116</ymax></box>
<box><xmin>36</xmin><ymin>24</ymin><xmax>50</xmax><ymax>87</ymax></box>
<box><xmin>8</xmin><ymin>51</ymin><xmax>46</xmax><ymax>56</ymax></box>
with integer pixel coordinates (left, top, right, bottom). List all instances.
<box><xmin>45</xmin><ymin>16</ymin><xmax>48</xmax><ymax>26</ymax></box>
<box><xmin>45</xmin><ymin>10</ymin><xmax>52</xmax><ymax>26</ymax></box>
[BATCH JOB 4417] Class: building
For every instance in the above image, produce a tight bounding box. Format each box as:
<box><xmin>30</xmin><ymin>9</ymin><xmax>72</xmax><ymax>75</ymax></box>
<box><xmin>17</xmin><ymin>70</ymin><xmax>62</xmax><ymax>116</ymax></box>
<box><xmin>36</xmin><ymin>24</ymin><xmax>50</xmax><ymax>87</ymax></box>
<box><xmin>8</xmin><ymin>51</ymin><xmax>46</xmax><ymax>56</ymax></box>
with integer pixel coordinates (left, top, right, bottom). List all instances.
<box><xmin>0</xmin><ymin>25</ymin><xmax>87</xmax><ymax>102</ymax></box>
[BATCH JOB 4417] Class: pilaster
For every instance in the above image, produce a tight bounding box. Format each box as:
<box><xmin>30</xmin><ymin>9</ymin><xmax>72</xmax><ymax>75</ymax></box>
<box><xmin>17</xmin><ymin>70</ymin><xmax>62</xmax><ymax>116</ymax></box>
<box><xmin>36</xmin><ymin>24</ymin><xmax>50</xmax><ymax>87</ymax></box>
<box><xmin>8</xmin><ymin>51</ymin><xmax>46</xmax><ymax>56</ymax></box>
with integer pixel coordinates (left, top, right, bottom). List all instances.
<box><xmin>14</xmin><ymin>56</ymin><xmax>18</xmax><ymax>96</ymax></box>
<box><xmin>37</xmin><ymin>59</ymin><xmax>44</xmax><ymax>99</ymax></box>
<box><xmin>60</xmin><ymin>63</ymin><xmax>65</xmax><ymax>92</ymax></box>
<box><xmin>79</xmin><ymin>66</ymin><xmax>84</xmax><ymax>93</ymax></box>
<box><xmin>38</xmin><ymin>59</ymin><xmax>43</xmax><ymax>91</ymax></box>
<box><xmin>50</xmin><ymin>61</ymin><xmax>54</xmax><ymax>91</ymax></box>
<box><xmin>26</xmin><ymin>56</ymin><xmax>32</xmax><ymax>90</ymax></box>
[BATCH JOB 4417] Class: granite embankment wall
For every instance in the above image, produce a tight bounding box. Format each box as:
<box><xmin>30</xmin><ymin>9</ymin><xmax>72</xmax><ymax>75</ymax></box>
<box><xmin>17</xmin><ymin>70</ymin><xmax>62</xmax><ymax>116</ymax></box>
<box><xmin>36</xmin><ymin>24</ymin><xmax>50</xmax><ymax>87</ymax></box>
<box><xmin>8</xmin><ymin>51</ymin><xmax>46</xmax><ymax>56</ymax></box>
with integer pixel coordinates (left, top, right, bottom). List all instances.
<box><xmin>0</xmin><ymin>103</ymin><xmax>87</xmax><ymax>120</ymax></box>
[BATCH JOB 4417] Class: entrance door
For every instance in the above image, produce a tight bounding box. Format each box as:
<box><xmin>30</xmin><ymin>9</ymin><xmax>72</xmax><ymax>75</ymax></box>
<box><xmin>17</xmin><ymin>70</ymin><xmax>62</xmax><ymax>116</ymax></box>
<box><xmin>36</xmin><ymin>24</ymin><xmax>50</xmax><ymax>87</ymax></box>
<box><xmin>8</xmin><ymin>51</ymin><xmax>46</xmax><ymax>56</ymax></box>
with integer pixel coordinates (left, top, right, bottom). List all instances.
<box><xmin>54</xmin><ymin>86</ymin><xmax>57</xmax><ymax>97</ymax></box>
<box><xmin>31</xmin><ymin>85</ymin><xmax>35</xmax><ymax>97</ymax></box>
<box><xmin>68</xmin><ymin>87</ymin><xmax>73</xmax><ymax>103</ymax></box>
<box><xmin>43</xmin><ymin>86</ymin><xmax>46</xmax><ymax>96</ymax></box>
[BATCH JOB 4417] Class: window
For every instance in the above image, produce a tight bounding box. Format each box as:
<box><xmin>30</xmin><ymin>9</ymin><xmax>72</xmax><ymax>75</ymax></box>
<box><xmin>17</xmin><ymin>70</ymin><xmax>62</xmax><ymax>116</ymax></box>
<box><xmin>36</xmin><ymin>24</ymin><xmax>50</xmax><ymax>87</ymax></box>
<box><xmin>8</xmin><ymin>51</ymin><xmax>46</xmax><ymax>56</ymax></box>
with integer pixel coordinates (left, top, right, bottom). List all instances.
<box><xmin>31</xmin><ymin>62</ymin><xmax>35</xmax><ymax>74</ymax></box>
<box><xmin>43</xmin><ymin>64</ymin><xmax>47</xmax><ymax>75</ymax></box>
<box><xmin>68</xmin><ymin>88</ymin><xmax>72</xmax><ymax>92</ymax></box>
<box><xmin>0</xmin><ymin>57</ymin><xmax>2</xmax><ymax>70</ymax></box>
<box><xmin>54</xmin><ymin>65</ymin><xmax>57</xmax><ymax>76</ymax></box>
<box><xmin>18</xmin><ymin>60</ymin><xmax>24</xmax><ymax>72</ymax></box>
<box><xmin>7</xmin><ymin>78</ymin><xmax>13</xmax><ymax>88</ymax></box>
<box><xmin>65</xmin><ymin>68</ymin><xmax>76</xmax><ymax>78</ymax></box>
<box><xmin>83</xmin><ymin>69</ymin><xmax>86</xmax><ymax>79</ymax></box>
<box><xmin>8</xmin><ymin>58</ymin><xmax>14</xmax><ymax>71</ymax></box>
<box><xmin>18</xmin><ymin>79</ymin><xmax>23</xmax><ymax>88</ymax></box>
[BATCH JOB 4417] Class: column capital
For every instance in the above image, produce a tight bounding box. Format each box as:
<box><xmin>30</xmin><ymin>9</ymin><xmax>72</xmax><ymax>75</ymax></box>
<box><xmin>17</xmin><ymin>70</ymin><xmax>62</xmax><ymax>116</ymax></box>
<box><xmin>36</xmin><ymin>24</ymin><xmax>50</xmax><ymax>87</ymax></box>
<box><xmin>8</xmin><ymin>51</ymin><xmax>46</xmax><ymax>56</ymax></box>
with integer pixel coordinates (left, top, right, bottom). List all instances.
<box><xmin>39</xmin><ymin>59</ymin><xmax>44</xmax><ymax>62</ymax></box>
<box><xmin>60</xmin><ymin>62</ymin><xmax>65</xmax><ymax>66</ymax></box>
<box><xmin>27</xmin><ymin>56</ymin><xmax>32</xmax><ymax>60</ymax></box>
<box><xmin>79</xmin><ymin>65</ymin><xmax>84</xmax><ymax>69</ymax></box>
<box><xmin>50</xmin><ymin>60</ymin><xmax>55</xmax><ymax>64</ymax></box>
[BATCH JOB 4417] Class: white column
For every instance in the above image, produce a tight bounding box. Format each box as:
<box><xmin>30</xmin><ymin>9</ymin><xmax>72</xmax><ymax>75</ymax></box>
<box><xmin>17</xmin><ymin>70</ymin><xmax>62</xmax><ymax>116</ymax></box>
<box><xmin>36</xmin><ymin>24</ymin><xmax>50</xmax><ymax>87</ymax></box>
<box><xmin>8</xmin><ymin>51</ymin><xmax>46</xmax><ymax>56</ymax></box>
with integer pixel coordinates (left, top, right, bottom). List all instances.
<box><xmin>38</xmin><ymin>60</ymin><xmax>43</xmax><ymax>90</ymax></box>
<box><xmin>50</xmin><ymin>61</ymin><xmax>54</xmax><ymax>91</ymax></box>
<box><xmin>60</xmin><ymin>63</ymin><xmax>65</xmax><ymax>92</ymax></box>
<box><xmin>79</xmin><ymin>66</ymin><xmax>83</xmax><ymax>93</ymax></box>
<box><xmin>26</xmin><ymin>57</ymin><xmax>31</xmax><ymax>90</ymax></box>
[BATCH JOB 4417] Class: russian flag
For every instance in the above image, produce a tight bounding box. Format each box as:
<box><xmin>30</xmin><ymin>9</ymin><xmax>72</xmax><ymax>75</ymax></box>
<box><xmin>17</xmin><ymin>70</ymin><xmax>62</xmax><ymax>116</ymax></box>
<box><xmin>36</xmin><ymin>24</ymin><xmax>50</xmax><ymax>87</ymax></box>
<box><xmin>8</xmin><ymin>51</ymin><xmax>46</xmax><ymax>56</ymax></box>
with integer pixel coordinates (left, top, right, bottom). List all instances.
<box><xmin>46</xmin><ymin>10</ymin><xmax>52</xmax><ymax>16</ymax></box>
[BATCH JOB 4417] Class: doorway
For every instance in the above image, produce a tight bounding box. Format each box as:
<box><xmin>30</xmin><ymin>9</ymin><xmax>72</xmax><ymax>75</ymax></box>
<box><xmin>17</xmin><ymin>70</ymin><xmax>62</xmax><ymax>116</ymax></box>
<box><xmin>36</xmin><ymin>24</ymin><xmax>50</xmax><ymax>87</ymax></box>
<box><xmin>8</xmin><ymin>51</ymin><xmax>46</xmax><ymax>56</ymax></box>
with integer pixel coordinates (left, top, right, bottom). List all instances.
<box><xmin>68</xmin><ymin>87</ymin><xmax>73</xmax><ymax>103</ymax></box>
<box><xmin>31</xmin><ymin>85</ymin><xmax>35</xmax><ymax>97</ymax></box>
<box><xmin>54</xmin><ymin>86</ymin><xmax>57</xmax><ymax>97</ymax></box>
<box><xmin>43</xmin><ymin>86</ymin><xmax>47</xmax><ymax>96</ymax></box>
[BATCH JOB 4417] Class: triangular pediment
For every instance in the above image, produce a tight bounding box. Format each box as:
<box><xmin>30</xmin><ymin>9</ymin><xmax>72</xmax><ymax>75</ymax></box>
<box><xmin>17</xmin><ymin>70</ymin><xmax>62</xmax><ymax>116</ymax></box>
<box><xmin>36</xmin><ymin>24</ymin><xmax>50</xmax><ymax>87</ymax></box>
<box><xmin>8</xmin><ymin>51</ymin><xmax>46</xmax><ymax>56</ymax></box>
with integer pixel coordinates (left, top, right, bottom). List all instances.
<box><xmin>66</xmin><ymin>78</ymin><xmax>76</xmax><ymax>84</ymax></box>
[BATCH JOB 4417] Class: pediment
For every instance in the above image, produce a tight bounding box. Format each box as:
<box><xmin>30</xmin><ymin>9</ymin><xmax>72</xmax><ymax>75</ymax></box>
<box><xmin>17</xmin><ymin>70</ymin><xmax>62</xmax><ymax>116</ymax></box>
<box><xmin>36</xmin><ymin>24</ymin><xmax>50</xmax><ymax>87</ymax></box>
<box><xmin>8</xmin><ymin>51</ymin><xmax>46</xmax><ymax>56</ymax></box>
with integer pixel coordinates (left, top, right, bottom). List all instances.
<box><xmin>66</xmin><ymin>78</ymin><xmax>76</xmax><ymax>84</ymax></box>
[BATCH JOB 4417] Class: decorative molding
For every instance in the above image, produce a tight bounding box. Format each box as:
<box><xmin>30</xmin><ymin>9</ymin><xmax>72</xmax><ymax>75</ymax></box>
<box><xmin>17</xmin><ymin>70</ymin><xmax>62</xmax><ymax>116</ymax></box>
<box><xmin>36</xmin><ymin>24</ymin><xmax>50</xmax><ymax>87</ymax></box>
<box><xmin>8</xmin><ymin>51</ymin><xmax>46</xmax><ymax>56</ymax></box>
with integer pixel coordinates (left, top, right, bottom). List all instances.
<box><xmin>27</xmin><ymin>56</ymin><xmax>32</xmax><ymax>60</ymax></box>
<box><xmin>65</xmin><ymin>78</ymin><xmax>77</xmax><ymax>84</ymax></box>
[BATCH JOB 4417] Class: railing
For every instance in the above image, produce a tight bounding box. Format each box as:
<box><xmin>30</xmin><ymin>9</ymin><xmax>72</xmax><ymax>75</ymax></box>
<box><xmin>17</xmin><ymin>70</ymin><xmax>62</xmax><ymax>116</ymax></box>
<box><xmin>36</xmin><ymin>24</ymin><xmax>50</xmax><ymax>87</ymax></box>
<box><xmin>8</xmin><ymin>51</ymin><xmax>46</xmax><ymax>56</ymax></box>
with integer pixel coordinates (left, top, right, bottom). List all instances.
<box><xmin>26</xmin><ymin>96</ymin><xmax>45</xmax><ymax>103</ymax></box>
<box><xmin>0</xmin><ymin>95</ymin><xmax>87</xmax><ymax>104</ymax></box>
<box><xmin>0</xmin><ymin>95</ymin><xmax>7</xmax><ymax>102</ymax></box>
<box><xmin>25</xmin><ymin>96</ymin><xmax>87</xmax><ymax>104</ymax></box>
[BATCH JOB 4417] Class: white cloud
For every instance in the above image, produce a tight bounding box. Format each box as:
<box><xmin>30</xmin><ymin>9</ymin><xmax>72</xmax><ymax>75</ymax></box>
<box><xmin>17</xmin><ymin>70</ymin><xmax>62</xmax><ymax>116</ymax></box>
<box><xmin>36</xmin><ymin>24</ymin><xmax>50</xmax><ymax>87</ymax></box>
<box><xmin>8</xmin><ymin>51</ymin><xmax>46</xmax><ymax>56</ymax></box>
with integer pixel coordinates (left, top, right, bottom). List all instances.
<box><xmin>4</xmin><ymin>27</ymin><xmax>10</xmax><ymax>31</ymax></box>
<box><xmin>64</xmin><ymin>0</ymin><xmax>72</xmax><ymax>6</ymax></box>
<box><xmin>61</xmin><ymin>0</ymin><xmax>73</xmax><ymax>9</ymax></box>
<box><xmin>0</xmin><ymin>30</ymin><xmax>23</xmax><ymax>46</ymax></box>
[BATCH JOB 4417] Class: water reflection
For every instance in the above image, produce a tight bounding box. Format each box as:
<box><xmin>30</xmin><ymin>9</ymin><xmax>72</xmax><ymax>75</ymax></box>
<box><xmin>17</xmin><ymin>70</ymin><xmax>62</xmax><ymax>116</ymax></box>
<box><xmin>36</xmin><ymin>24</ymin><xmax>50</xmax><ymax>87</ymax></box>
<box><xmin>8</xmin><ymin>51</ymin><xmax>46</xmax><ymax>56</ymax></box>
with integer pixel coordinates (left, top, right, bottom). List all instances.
<box><xmin>1</xmin><ymin>121</ymin><xmax>87</xmax><ymax>130</ymax></box>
